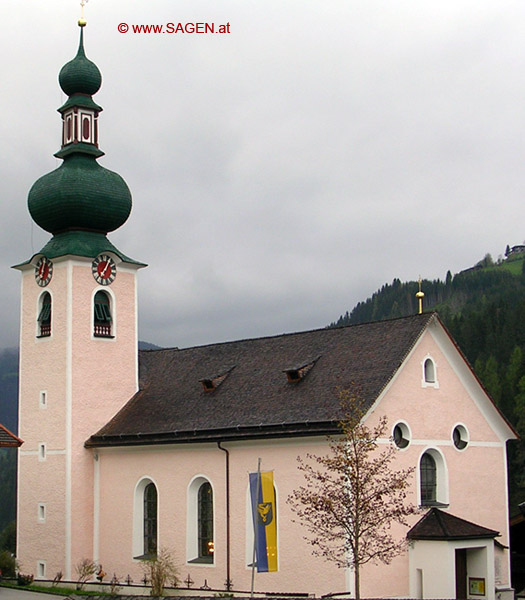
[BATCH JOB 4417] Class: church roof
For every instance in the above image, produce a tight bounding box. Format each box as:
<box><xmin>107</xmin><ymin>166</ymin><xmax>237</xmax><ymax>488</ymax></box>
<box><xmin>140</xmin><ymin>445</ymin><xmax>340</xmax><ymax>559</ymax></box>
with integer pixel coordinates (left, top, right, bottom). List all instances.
<box><xmin>0</xmin><ymin>424</ymin><xmax>23</xmax><ymax>448</ymax></box>
<box><xmin>407</xmin><ymin>507</ymin><xmax>499</xmax><ymax>540</ymax></box>
<box><xmin>87</xmin><ymin>312</ymin><xmax>437</xmax><ymax>447</ymax></box>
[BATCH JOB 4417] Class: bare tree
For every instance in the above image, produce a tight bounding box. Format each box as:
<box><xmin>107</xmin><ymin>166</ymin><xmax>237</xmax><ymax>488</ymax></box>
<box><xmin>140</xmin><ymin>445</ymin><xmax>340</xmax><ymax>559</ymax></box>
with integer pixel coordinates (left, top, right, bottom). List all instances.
<box><xmin>288</xmin><ymin>390</ymin><xmax>417</xmax><ymax>599</ymax></box>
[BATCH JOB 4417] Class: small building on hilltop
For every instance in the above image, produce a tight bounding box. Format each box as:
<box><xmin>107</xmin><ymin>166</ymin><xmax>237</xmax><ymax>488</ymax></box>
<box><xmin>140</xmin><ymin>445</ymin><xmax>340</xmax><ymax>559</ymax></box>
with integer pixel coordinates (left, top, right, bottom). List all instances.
<box><xmin>15</xmin><ymin>19</ymin><xmax>517</xmax><ymax>600</ymax></box>
<box><xmin>505</xmin><ymin>245</ymin><xmax>525</xmax><ymax>257</ymax></box>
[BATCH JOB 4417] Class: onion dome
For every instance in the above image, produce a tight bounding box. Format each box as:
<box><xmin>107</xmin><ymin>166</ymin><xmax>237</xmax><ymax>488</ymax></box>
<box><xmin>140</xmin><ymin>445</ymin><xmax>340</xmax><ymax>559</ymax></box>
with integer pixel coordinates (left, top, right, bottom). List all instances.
<box><xmin>28</xmin><ymin>154</ymin><xmax>132</xmax><ymax>234</ymax></box>
<box><xmin>58</xmin><ymin>28</ymin><xmax>101</xmax><ymax>96</ymax></box>
<box><xmin>22</xmin><ymin>23</ymin><xmax>141</xmax><ymax>265</ymax></box>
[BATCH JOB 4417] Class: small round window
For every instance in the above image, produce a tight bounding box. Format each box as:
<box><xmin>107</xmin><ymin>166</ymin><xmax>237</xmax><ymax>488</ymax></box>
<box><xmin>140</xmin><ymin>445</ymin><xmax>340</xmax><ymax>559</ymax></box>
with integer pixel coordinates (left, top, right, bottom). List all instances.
<box><xmin>393</xmin><ymin>422</ymin><xmax>410</xmax><ymax>449</ymax></box>
<box><xmin>452</xmin><ymin>425</ymin><xmax>468</xmax><ymax>450</ymax></box>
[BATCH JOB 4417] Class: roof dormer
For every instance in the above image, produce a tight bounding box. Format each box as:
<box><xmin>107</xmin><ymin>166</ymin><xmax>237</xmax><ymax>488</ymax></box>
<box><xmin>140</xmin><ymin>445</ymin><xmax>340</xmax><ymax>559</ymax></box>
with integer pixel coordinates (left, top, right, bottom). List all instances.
<box><xmin>284</xmin><ymin>356</ymin><xmax>320</xmax><ymax>383</ymax></box>
<box><xmin>199</xmin><ymin>366</ymin><xmax>235</xmax><ymax>392</ymax></box>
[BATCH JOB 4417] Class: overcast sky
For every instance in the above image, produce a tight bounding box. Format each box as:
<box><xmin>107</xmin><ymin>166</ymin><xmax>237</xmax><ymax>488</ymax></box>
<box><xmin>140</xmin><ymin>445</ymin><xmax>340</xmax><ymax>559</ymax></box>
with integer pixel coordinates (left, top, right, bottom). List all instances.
<box><xmin>1</xmin><ymin>1</ymin><xmax>524</xmax><ymax>349</ymax></box>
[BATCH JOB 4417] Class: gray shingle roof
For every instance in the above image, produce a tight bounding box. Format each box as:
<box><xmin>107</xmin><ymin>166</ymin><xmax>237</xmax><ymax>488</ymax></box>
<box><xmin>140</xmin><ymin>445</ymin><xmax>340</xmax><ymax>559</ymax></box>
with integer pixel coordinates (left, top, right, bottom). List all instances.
<box><xmin>87</xmin><ymin>313</ymin><xmax>436</xmax><ymax>447</ymax></box>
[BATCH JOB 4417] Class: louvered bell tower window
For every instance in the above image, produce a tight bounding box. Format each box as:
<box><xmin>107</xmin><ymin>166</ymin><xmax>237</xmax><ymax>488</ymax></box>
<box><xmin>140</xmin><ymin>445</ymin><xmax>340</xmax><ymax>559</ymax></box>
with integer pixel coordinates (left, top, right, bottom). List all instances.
<box><xmin>37</xmin><ymin>292</ymin><xmax>52</xmax><ymax>338</ymax></box>
<box><xmin>61</xmin><ymin>108</ymin><xmax>98</xmax><ymax>147</ymax></box>
<box><xmin>93</xmin><ymin>291</ymin><xmax>112</xmax><ymax>337</ymax></box>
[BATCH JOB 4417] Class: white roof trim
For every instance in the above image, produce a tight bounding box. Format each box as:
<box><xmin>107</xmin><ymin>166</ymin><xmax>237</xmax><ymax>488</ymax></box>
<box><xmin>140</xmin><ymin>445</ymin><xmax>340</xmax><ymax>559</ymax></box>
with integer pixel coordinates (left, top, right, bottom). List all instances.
<box><xmin>363</xmin><ymin>316</ymin><xmax>516</xmax><ymax>443</ymax></box>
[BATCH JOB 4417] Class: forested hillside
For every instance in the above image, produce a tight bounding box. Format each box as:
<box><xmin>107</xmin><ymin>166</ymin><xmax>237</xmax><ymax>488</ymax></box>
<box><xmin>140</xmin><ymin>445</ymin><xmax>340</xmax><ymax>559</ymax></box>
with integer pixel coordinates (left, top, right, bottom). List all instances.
<box><xmin>331</xmin><ymin>252</ymin><xmax>525</xmax><ymax>512</ymax></box>
<box><xmin>0</xmin><ymin>348</ymin><xmax>19</xmax><ymax>540</ymax></box>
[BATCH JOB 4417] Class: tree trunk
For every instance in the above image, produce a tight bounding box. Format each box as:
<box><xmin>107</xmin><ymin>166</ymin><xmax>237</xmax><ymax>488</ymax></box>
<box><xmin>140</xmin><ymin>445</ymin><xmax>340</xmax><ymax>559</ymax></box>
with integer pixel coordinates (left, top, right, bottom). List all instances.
<box><xmin>354</xmin><ymin>564</ymin><xmax>360</xmax><ymax>600</ymax></box>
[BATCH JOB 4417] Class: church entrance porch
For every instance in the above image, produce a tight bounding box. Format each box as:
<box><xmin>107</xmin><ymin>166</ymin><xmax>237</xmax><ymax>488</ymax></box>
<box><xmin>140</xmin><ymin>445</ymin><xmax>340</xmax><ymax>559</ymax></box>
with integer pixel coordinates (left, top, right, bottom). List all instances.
<box><xmin>407</xmin><ymin>508</ymin><xmax>505</xmax><ymax>600</ymax></box>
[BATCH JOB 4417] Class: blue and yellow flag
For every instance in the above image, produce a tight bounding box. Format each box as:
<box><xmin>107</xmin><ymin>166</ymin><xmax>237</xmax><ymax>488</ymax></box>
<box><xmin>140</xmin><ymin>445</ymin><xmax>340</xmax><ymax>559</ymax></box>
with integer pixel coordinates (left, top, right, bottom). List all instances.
<box><xmin>249</xmin><ymin>471</ymin><xmax>278</xmax><ymax>572</ymax></box>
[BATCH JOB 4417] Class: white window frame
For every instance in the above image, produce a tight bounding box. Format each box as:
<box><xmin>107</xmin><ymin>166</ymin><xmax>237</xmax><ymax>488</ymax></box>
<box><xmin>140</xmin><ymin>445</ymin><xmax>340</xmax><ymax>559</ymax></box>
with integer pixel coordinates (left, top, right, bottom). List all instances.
<box><xmin>132</xmin><ymin>476</ymin><xmax>158</xmax><ymax>559</ymax></box>
<box><xmin>91</xmin><ymin>286</ymin><xmax>116</xmax><ymax>341</ymax></box>
<box><xmin>451</xmin><ymin>423</ymin><xmax>470</xmax><ymax>451</ymax></box>
<box><xmin>36</xmin><ymin>290</ymin><xmax>53</xmax><ymax>339</ymax></box>
<box><xmin>38</xmin><ymin>443</ymin><xmax>46</xmax><ymax>462</ymax></box>
<box><xmin>417</xmin><ymin>447</ymin><xmax>449</xmax><ymax>506</ymax></box>
<box><xmin>392</xmin><ymin>420</ymin><xmax>412</xmax><ymax>450</ymax></box>
<box><xmin>37</xmin><ymin>503</ymin><xmax>46</xmax><ymax>523</ymax></box>
<box><xmin>186</xmin><ymin>475</ymin><xmax>215</xmax><ymax>565</ymax></box>
<box><xmin>421</xmin><ymin>355</ymin><xmax>439</xmax><ymax>389</ymax></box>
<box><xmin>37</xmin><ymin>561</ymin><xmax>46</xmax><ymax>579</ymax></box>
<box><xmin>79</xmin><ymin>110</ymin><xmax>94</xmax><ymax>144</ymax></box>
<box><xmin>63</xmin><ymin>109</ymin><xmax>75</xmax><ymax>145</ymax></box>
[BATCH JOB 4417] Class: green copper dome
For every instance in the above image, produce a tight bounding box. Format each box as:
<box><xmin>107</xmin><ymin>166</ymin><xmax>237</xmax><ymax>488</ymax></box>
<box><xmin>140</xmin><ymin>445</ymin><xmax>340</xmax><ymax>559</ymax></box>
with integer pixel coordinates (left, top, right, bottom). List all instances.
<box><xmin>59</xmin><ymin>28</ymin><xmax>101</xmax><ymax>96</ymax></box>
<box><xmin>21</xmin><ymin>24</ymin><xmax>141</xmax><ymax>264</ymax></box>
<box><xmin>28</xmin><ymin>153</ymin><xmax>132</xmax><ymax>234</ymax></box>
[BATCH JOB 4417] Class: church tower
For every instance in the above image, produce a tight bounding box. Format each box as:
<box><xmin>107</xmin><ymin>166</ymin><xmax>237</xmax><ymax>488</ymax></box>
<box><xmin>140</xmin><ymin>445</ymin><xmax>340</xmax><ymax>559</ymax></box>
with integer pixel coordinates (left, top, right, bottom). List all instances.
<box><xmin>15</xmin><ymin>20</ymin><xmax>144</xmax><ymax>580</ymax></box>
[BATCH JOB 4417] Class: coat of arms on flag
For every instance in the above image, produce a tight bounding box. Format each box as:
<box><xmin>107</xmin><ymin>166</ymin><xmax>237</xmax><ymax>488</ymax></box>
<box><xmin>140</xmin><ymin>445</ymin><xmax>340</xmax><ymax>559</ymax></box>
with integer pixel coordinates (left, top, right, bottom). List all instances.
<box><xmin>249</xmin><ymin>471</ymin><xmax>278</xmax><ymax>572</ymax></box>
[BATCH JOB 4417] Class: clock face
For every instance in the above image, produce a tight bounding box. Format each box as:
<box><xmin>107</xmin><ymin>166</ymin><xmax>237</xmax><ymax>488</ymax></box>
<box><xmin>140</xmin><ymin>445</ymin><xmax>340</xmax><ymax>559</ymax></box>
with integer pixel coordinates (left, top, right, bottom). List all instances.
<box><xmin>92</xmin><ymin>254</ymin><xmax>117</xmax><ymax>286</ymax></box>
<box><xmin>35</xmin><ymin>257</ymin><xmax>53</xmax><ymax>287</ymax></box>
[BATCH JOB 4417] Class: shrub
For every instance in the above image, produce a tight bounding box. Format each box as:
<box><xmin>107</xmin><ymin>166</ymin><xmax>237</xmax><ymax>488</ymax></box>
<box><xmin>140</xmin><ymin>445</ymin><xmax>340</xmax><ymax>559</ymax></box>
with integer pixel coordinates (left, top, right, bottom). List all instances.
<box><xmin>75</xmin><ymin>558</ymin><xmax>97</xmax><ymax>590</ymax></box>
<box><xmin>0</xmin><ymin>522</ymin><xmax>16</xmax><ymax>554</ymax></box>
<box><xmin>141</xmin><ymin>547</ymin><xmax>178</xmax><ymax>596</ymax></box>
<box><xmin>17</xmin><ymin>573</ymin><xmax>34</xmax><ymax>586</ymax></box>
<box><xmin>0</xmin><ymin>550</ymin><xmax>18</xmax><ymax>577</ymax></box>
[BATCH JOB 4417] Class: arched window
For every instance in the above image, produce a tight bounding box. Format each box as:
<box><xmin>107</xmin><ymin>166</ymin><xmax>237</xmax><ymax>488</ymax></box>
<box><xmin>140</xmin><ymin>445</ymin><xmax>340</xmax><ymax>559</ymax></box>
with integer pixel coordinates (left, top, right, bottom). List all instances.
<box><xmin>420</xmin><ymin>453</ymin><xmax>436</xmax><ymax>504</ymax></box>
<box><xmin>94</xmin><ymin>291</ymin><xmax>112</xmax><ymax>337</ymax></box>
<box><xmin>133</xmin><ymin>477</ymin><xmax>159</xmax><ymax>559</ymax></box>
<box><xmin>419</xmin><ymin>449</ymin><xmax>449</xmax><ymax>507</ymax></box>
<box><xmin>198</xmin><ymin>482</ymin><xmax>214</xmax><ymax>559</ymax></box>
<box><xmin>37</xmin><ymin>292</ymin><xmax>52</xmax><ymax>337</ymax></box>
<box><xmin>143</xmin><ymin>482</ymin><xmax>158</xmax><ymax>557</ymax></box>
<box><xmin>187</xmin><ymin>477</ymin><xmax>214</xmax><ymax>564</ymax></box>
<box><xmin>424</xmin><ymin>358</ymin><xmax>435</xmax><ymax>383</ymax></box>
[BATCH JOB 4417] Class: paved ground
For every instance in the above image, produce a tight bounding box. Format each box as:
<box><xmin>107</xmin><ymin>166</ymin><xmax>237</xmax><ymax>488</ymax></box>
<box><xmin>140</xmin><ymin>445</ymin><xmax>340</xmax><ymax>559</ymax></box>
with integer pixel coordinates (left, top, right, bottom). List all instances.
<box><xmin>0</xmin><ymin>588</ymin><xmax>63</xmax><ymax>600</ymax></box>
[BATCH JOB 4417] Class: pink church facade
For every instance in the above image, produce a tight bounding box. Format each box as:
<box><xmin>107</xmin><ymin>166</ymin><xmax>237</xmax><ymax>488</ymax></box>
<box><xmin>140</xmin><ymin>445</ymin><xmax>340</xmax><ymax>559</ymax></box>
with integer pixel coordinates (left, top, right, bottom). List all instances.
<box><xmin>16</xmin><ymin>21</ymin><xmax>516</xmax><ymax>600</ymax></box>
<box><xmin>86</xmin><ymin>319</ymin><xmax>515</xmax><ymax>598</ymax></box>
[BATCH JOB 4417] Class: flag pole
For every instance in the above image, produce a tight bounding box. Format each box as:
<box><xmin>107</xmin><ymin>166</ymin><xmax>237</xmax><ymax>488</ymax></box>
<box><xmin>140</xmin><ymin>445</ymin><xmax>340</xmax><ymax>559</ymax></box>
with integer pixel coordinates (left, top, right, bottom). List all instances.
<box><xmin>250</xmin><ymin>457</ymin><xmax>262</xmax><ymax>599</ymax></box>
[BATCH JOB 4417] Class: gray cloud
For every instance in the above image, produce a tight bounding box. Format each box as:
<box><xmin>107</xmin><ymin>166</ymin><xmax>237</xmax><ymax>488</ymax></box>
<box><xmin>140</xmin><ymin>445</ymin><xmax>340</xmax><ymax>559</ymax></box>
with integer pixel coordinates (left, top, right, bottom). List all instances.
<box><xmin>1</xmin><ymin>0</ymin><xmax>524</xmax><ymax>349</ymax></box>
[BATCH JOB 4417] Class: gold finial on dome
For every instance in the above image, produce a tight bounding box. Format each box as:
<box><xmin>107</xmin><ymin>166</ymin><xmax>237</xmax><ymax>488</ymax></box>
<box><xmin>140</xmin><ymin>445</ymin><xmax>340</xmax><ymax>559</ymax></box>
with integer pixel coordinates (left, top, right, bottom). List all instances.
<box><xmin>416</xmin><ymin>276</ymin><xmax>425</xmax><ymax>315</ymax></box>
<box><xmin>78</xmin><ymin>0</ymin><xmax>88</xmax><ymax>27</ymax></box>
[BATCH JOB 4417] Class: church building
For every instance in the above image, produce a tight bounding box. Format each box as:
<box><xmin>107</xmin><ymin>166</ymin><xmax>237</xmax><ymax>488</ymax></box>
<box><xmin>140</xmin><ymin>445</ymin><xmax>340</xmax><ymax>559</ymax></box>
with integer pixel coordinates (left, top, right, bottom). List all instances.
<box><xmin>16</xmin><ymin>20</ymin><xmax>517</xmax><ymax>600</ymax></box>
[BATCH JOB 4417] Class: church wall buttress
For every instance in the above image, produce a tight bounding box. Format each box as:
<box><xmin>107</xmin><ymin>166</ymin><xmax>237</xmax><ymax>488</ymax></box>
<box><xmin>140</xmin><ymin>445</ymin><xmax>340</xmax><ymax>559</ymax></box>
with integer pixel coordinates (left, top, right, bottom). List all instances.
<box><xmin>68</xmin><ymin>264</ymin><xmax>139</xmax><ymax>567</ymax></box>
<box><xmin>18</xmin><ymin>265</ymin><xmax>68</xmax><ymax>579</ymax></box>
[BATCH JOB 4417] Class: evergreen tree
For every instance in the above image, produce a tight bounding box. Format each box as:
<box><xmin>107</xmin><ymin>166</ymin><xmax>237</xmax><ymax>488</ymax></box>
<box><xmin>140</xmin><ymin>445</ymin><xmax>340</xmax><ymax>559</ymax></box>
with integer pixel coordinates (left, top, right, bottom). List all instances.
<box><xmin>483</xmin><ymin>356</ymin><xmax>502</xmax><ymax>407</ymax></box>
<box><xmin>0</xmin><ymin>449</ymin><xmax>17</xmax><ymax>533</ymax></box>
